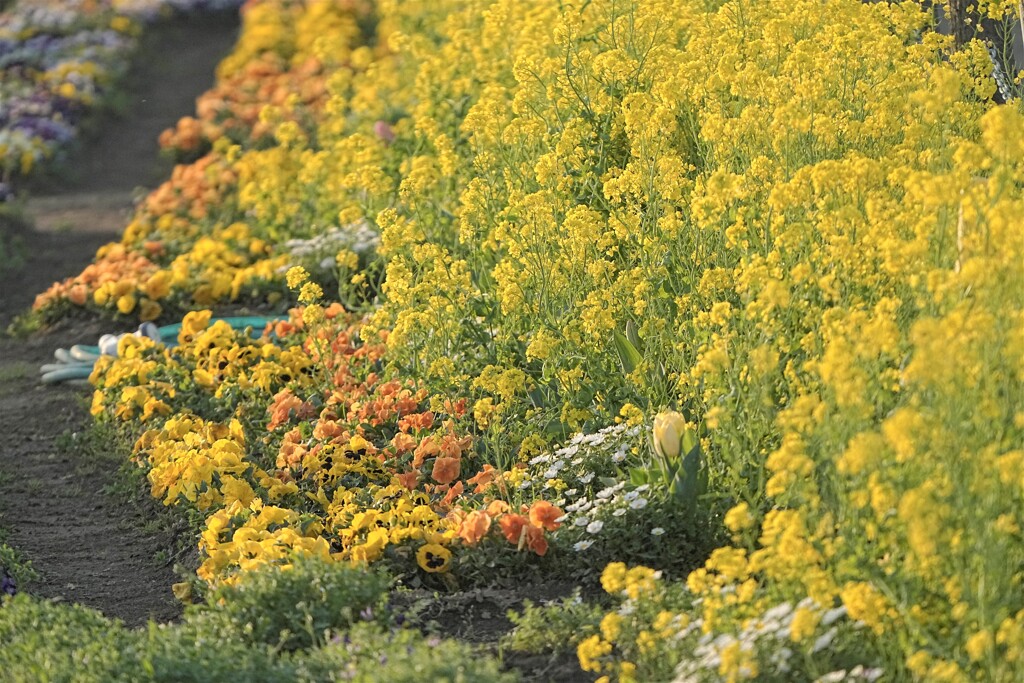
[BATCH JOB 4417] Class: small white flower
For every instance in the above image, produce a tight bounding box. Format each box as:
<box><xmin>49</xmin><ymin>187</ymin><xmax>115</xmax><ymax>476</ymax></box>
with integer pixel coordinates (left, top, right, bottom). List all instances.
<box><xmin>821</xmin><ymin>606</ymin><xmax>847</xmax><ymax>626</ymax></box>
<box><xmin>575</xmin><ymin>500</ymin><xmax>593</xmax><ymax>513</ymax></box>
<box><xmin>772</xmin><ymin>647</ymin><xmax>793</xmax><ymax>663</ymax></box>
<box><xmin>579</xmin><ymin>472</ymin><xmax>595</xmax><ymax>484</ymax></box>
<box><xmin>712</xmin><ymin>633</ymin><xmax>735</xmax><ymax>649</ymax></box>
<box><xmin>612</xmin><ymin>508</ymin><xmax>627</xmax><ymax>517</ymax></box>
<box><xmin>624</xmin><ymin>490</ymin><xmax>639</xmax><ymax>502</ymax></box>
<box><xmin>651</xmin><ymin>527</ymin><xmax>665</xmax><ymax>536</ymax></box>
<box><xmin>635</xmin><ymin>484</ymin><xmax>650</xmax><ymax>493</ymax></box>
<box><xmin>554</xmin><ymin>515</ymin><xmax>568</xmax><ymax>524</ymax></box>
<box><xmin>815</xmin><ymin>671</ymin><xmax>847</xmax><ymax>683</ymax></box>
<box><xmin>812</xmin><ymin>627</ymin><xmax>838</xmax><ymax>653</ymax></box>
<box><xmin>564</xmin><ymin>488</ymin><xmax>578</xmax><ymax>497</ymax></box>
<box><xmin>763</xmin><ymin>602</ymin><xmax>793</xmax><ymax>622</ymax></box>
<box><xmin>586</xmin><ymin>520</ymin><xmax>604</xmax><ymax>534</ymax></box>
<box><xmin>573</xmin><ymin>540</ymin><xmax>594</xmax><ymax>551</ymax></box>
<box><xmin>574</xmin><ymin>517</ymin><xmax>590</xmax><ymax>527</ymax></box>
<box><xmin>629</xmin><ymin>497</ymin><xmax>648</xmax><ymax>510</ymax></box>
<box><xmin>529</xmin><ymin>454</ymin><xmax>550</xmax><ymax>465</ymax></box>
<box><xmin>597</xmin><ymin>487</ymin><xmax>616</xmax><ymax>499</ymax></box>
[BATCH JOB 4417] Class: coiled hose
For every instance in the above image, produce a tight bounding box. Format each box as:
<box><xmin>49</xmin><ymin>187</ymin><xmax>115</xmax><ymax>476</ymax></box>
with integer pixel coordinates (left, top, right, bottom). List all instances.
<box><xmin>39</xmin><ymin>316</ymin><xmax>283</xmax><ymax>385</ymax></box>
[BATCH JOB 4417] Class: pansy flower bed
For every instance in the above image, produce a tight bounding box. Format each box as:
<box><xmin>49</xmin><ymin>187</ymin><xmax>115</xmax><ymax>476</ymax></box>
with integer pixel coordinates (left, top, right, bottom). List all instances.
<box><xmin>7</xmin><ymin>0</ymin><xmax>1024</xmax><ymax>681</ymax></box>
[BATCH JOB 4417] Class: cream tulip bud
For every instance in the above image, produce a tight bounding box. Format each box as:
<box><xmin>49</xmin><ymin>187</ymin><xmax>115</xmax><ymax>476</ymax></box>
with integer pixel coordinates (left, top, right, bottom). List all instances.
<box><xmin>652</xmin><ymin>410</ymin><xmax>687</xmax><ymax>460</ymax></box>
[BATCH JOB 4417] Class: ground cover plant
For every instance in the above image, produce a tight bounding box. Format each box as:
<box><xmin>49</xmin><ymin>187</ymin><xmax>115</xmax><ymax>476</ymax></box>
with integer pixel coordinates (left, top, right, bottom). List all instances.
<box><xmin>4</xmin><ymin>0</ymin><xmax>1024</xmax><ymax>681</ymax></box>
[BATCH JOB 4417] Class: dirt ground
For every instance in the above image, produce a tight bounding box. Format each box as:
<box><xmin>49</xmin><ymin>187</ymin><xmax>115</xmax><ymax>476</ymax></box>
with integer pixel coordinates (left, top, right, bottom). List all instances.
<box><xmin>0</xmin><ymin>12</ymin><xmax>238</xmax><ymax>627</ymax></box>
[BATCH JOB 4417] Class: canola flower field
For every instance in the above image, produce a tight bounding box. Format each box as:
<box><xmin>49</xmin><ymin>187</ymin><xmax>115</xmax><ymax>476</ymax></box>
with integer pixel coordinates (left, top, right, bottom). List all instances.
<box><xmin>2</xmin><ymin>0</ymin><xmax>1024</xmax><ymax>681</ymax></box>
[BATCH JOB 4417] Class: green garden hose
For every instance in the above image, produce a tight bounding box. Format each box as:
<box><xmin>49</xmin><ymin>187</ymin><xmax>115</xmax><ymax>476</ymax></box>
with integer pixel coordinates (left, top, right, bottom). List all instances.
<box><xmin>39</xmin><ymin>316</ymin><xmax>284</xmax><ymax>385</ymax></box>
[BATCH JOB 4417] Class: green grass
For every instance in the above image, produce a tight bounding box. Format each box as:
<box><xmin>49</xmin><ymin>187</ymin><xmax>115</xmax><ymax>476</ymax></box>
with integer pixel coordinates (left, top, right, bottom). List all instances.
<box><xmin>0</xmin><ymin>205</ymin><xmax>27</xmax><ymax>274</ymax></box>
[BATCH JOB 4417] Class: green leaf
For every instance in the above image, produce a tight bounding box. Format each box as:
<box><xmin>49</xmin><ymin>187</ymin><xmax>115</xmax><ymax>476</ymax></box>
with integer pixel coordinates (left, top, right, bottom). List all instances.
<box><xmin>625</xmin><ymin>319</ymin><xmax>643</xmax><ymax>352</ymax></box>
<box><xmin>542</xmin><ymin>419</ymin><xmax>565</xmax><ymax>438</ymax></box>
<box><xmin>613</xmin><ymin>329</ymin><xmax>642</xmax><ymax>375</ymax></box>
<box><xmin>682</xmin><ymin>428</ymin><xmax>699</xmax><ymax>457</ymax></box>
<box><xmin>629</xmin><ymin>467</ymin><xmax>649</xmax><ymax>487</ymax></box>
<box><xmin>674</xmin><ymin>440</ymin><xmax>706</xmax><ymax>506</ymax></box>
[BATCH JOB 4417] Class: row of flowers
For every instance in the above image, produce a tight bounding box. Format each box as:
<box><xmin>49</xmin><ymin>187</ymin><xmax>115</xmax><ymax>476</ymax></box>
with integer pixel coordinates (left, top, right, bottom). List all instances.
<box><xmin>91</xmin><ymin>291</ymin><xmax>692</xmax><ymax>588</ymax></box>
<box><xmin>0</xmin><ymin>0</ymin><xmax>242</xmax><ymax>199</ymax></box>
<box><xmin>24</xmin><ymin>0</ymin><xmax>1024</xmax><ymax>681</ymax></box>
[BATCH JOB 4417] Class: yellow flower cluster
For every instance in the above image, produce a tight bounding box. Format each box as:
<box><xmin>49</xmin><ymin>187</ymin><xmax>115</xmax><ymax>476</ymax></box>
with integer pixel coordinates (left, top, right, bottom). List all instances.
<box><xmin>344</xmin><ymin>1</ymin><xmax>1022</xmax><ymax>678</ymax></box>
<box><xmin>35</xmin><ymin>0</ymin><xmax>1023</xmax><ymax>678</ymax></box>
<box><xmin>92</xmin><ymin>306</ymin><xmax>565</xmax><ymax>584</ymax></box>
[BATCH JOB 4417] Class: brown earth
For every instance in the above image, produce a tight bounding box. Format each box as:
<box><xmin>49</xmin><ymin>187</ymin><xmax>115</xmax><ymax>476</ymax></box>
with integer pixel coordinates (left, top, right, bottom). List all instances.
<box><xmin>0</xmin><ymin>221</ymin><xmax>187</xmax><ymax>626</ymax></box>
<box><xmin>0</xmin><ymin>11</ymin><xmax>238</xmax><ymax>627</ymax></box>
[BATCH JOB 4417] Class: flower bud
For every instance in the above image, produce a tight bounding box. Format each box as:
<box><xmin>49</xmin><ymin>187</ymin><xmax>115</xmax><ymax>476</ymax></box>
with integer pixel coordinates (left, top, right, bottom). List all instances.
<box><xmin>653</xmin><ymin>410</ymin><xmax>686</xmax><ymax>460</ymax></box>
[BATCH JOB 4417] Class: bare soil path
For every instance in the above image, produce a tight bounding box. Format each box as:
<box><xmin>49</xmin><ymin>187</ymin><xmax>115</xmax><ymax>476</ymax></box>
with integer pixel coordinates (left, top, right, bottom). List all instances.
<box><xmin>26</xmin><ymin>10</ymin><xmax>239</xmax><ymax>234</ymax></box>
<box><xmin>0</xmin><ymin>11</ymin><xmax>238</xmax><ymax>626</ymax></box>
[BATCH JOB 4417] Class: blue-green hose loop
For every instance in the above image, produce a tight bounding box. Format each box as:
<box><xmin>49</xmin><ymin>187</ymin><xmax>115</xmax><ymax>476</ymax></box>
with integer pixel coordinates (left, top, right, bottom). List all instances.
<box><xmin>156</xmin><ymin>316</ymin><xmax>282</xmax><ymax>343</ymax></box>
<box><xmin>53</xmin><ymin>347</ymin><xmax>76</xmax><ymax>364</ymax></box>
<box><xmin>41</xmin><ymin>366</ymin><xmax>95</xmax><ymax>384</ymax></box>
<box><xmin>40</xmin><ymin>362</ymin><xmax>94</xmax><ymax>373</ymax></box>
<box><xmin>70</xmin><ymin>345</ymin><xmax>102</xmax><ymax>361</ymax></box>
